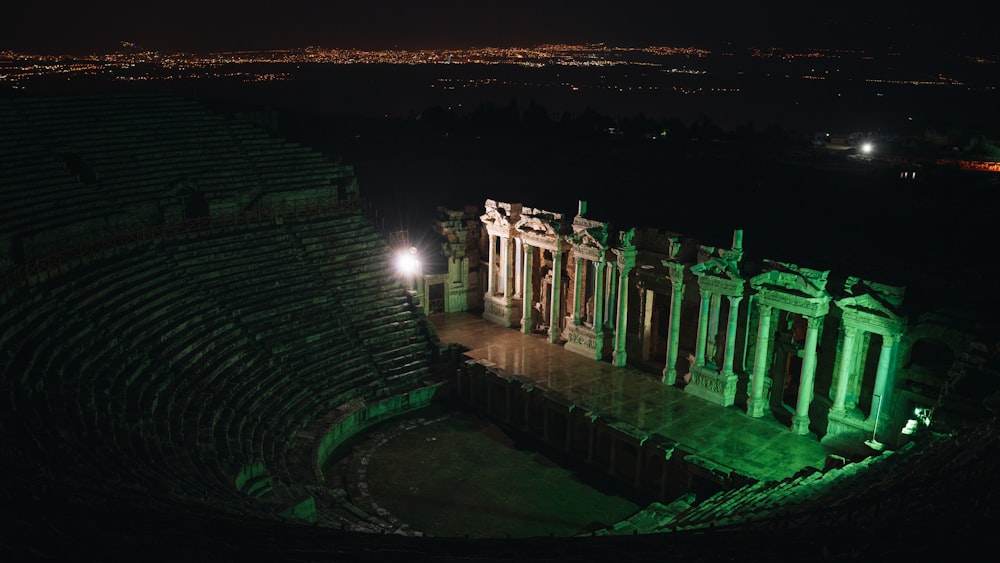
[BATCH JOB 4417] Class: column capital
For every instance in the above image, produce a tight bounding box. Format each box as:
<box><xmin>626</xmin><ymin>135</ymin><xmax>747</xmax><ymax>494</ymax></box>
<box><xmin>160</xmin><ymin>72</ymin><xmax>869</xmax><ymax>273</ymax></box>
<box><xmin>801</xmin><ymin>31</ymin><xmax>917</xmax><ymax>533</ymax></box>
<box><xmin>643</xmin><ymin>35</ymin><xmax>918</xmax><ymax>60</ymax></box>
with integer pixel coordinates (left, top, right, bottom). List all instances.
<box><xmin>664</xmin><ymin>260</ymin><xmax>686</xmax><ymax>277</ymax></box>
<box><xmin>727</xmin><ymin>294</ymin><xmax>743</xmax><ymax>305</ymax></box>
<box><xmin>806</xmin><ymin>315</ymin><xmax>824</xmax><ymax>329</ymax></box>
<box><xmin>699</xmin><ymin>288</ymin><xmax>712</xmax><ymax>300</ymax></box>
<box><xmin>842</xmin><ymin>324</ymin><xmax>862</xmax><ymax>339</ymax></box>
<box><xmin>758</xmin><ymin>303</ymin><xmax>773</xmax><ymax>316</ymax></box>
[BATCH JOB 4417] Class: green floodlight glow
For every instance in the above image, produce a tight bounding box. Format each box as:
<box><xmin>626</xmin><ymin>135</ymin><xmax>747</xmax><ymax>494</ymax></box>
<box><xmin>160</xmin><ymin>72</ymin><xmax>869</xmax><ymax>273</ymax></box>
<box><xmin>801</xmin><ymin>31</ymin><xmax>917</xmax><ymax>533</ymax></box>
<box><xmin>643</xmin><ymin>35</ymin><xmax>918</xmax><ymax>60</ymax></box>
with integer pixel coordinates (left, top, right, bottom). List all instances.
<box><xmin>395</xmin><ymin>246</ymin><xmax>420</xmax><ymax>276</ymax></box>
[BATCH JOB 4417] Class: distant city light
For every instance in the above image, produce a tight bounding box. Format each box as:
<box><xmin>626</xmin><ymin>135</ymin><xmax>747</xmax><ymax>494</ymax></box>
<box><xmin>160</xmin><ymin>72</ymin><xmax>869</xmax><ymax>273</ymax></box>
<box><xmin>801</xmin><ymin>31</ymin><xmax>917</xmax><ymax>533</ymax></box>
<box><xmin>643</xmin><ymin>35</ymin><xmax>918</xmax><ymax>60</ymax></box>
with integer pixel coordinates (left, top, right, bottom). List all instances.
<box><xmin>861</xmin><ymin>142</ymin><xmax>874</xmax><ymax>154</ymax></box>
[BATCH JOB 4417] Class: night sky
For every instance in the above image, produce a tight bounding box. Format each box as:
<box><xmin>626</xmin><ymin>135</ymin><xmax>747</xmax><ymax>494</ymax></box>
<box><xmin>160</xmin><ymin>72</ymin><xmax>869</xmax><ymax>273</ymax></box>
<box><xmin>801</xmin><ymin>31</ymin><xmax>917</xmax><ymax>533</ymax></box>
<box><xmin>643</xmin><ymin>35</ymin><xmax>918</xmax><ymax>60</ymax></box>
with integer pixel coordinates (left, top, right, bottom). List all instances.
<box><xmin>7</xmin><ymin>1</ymin><xmax>999</xmax><ymax>54</ymax></box>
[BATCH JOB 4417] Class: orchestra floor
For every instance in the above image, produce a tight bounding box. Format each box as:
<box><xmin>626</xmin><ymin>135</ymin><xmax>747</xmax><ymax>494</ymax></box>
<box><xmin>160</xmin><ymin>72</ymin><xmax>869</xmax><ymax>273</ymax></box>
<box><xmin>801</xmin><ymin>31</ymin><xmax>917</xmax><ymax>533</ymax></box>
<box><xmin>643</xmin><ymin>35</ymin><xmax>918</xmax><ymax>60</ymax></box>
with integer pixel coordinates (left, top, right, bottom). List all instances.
<box><xmin>429</xmin><ymin>312</ymin><xmax>868</xmax><ymax>482</ymax></box>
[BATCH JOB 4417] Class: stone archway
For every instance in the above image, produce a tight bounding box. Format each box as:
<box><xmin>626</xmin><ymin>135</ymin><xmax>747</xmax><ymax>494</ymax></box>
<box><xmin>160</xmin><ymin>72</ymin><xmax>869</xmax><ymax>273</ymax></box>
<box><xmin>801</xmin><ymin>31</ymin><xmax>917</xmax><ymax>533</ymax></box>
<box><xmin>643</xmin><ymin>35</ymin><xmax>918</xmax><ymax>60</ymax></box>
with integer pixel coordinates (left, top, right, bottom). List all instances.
<box><xmin>898</xmin><ymin>321</ymin><xmax>968</xmax><ymax>374</ymax></box>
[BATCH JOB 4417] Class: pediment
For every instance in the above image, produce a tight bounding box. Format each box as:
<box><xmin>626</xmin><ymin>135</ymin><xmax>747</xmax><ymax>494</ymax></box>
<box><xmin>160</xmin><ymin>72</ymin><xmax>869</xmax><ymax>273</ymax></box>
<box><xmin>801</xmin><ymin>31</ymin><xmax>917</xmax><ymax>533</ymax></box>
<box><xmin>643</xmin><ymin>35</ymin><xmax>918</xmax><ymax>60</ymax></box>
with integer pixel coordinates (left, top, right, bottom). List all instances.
<box><xmin>515</xmin><ymin>206</ymin><xmax>564</xmax><ymax>237</ymax></box>
<box><xmin>837</xmin><ymin>293</ymin><xmax>899</xmax><ymax>318</ymax></box>
<box><xmin>480</xmin><ymin>199</ymin><xmax>522</xmax><ymax>229</ymax></box>
<box><xmin>836</xmin><ymin>277</ymin><xmax>906</xmax><ymax>319</ymax></box>
<box><xmin>570</xmin><ymin>222</ymin><xmax>610</xmax><ymax>250</ymax></box>
<box><xmin>691</xmin><ymin>256</ymin><xmax>741</xmax><ymax>280</ymax></box>
<box><xmin>750</xmin><ymin>260</ymin><xmax>829</xmax><ymax>298</ymax></box>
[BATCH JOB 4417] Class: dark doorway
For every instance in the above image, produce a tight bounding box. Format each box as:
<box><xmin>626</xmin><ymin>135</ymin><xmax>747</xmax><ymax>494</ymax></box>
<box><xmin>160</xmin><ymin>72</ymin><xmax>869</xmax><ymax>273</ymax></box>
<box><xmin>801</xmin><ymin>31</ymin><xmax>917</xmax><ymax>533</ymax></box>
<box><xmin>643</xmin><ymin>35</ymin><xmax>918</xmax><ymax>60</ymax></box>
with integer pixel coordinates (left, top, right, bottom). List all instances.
<box><xmin>177</xmin><ymin>185</ymin><xmax>209</xmax><ymax>219</ymax></box>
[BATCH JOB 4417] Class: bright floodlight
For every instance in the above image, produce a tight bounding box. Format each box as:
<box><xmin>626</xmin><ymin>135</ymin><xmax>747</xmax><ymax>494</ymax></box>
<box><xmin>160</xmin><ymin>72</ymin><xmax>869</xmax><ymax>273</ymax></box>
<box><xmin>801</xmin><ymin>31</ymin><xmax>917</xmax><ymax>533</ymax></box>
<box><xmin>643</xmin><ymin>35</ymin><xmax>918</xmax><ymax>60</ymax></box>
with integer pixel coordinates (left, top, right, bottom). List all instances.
<box><xmin>395</xmin><ymin>246</ymin><xmax>420</xmax><ymax>275</ymax></box>
<box><xmin>861</xmin><ymin>142</ymin><xmax>874</xmax><ymax>154</ymax></box>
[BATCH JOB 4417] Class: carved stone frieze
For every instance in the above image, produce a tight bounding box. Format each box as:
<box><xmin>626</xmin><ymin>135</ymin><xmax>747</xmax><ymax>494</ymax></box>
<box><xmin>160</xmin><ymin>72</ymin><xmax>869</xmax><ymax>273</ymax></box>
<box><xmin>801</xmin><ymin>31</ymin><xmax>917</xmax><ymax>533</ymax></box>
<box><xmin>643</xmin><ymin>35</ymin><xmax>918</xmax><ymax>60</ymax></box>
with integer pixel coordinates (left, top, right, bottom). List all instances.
<box><xmin>695</xmin><ymin>274</ymin><xmax>745</xmax><ymax>297</ymax></box>
<box><xmin>482</xmin><ymin>294</ymin><xmax>523</xmax><ymax>328</ymax></box>
<box><xmin>520</xmin><ymin>232</ymin><xmax>561</xmax><ymax>251</ymax></box>
<box><xmin>685</xmin><ymin>365</ymin><xmax>739</xmax><ymax>407</ymax></box>
<box><xmin>756</xmin><ymin>287</ymin><xmax>830</xmax><ymax>317</ymax></box>
<box><xmin>751</xmin><ymin>260</ymin><xmax>830</xmax><ymax>297</ymax></box>
<box><xmin>564</xmin><ymin>323</ymin><xmax>607</xmax><ymax>360</ymax></box>
<box><xmin>577</xmin><ymin>247</ymin><xmax>605</xmax><ymax>262</ymax></box>
<box><xmin>841</xmin><ymin>307</ymin><xmax>906</xmax><ymax>336</ymax></box>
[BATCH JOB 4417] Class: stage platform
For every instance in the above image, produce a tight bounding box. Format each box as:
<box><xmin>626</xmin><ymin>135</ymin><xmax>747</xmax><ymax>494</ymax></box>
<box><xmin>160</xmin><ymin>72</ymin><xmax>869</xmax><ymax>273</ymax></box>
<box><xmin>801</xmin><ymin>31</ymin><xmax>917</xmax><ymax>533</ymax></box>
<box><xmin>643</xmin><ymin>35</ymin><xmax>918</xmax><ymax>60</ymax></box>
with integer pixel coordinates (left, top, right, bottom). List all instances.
<box><xmin>429</xmin><ymin>312</ymin><xmax>854</xmax><ymax>483</ymax></box>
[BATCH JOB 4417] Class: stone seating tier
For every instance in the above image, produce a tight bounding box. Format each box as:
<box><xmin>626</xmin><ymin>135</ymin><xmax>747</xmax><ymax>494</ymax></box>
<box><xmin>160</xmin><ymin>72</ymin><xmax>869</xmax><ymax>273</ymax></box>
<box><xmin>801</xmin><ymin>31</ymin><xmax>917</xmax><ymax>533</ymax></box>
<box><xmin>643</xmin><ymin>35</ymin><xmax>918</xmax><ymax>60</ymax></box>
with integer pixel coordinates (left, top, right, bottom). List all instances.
<box><xmin>1</xmin><ymin>95</ymin><xmax>355</xmax><ymax>262</ymax></box>
<box><xmin>2</xmin><ymin>202</ymin><xmax>435</xmax><ymax>530</ymax></box>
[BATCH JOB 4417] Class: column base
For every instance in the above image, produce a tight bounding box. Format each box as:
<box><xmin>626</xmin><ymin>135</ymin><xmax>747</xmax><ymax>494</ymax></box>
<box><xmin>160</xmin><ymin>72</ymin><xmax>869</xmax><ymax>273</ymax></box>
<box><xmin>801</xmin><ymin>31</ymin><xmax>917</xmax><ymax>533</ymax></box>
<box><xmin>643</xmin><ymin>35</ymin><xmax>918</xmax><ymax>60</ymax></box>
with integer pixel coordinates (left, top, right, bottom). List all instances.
<box><xmin>824</xmin><ymin>407</ymin><xmax>873</xmax><ymax>445</ymax></box>
<box><xmin>662</xmin><ymin>367</ymin><xmax>677</xmax><ymax>386</ymax></box>
<box><xmin>790</xmin><ymin>413</ymin><xmax>811</xmax><ymax>435</ymax></box>
<box><xmin>747</xmin><ymin>399</ymin><xmax>767</xmax><ymax>418</ymax></box>
<box><xmin>564</xmin><ymin>324</ymin><xmax>608</xmax><ymax>361</ymax></box>
<box><xmin>685</xmin><ymin>365</ymin><xmax>738</xmax><ymax>407</ymax></box>
<box><xmin>612</xmin><ymin>350</ymin><xmax>627</xmax><ymax>368</ymax></box>
<box><xmin>745</xmin><ymin>376</ymin><xmax>773</xmax><ymax>418</ymax></box>
<box><xmin>482</xmin><ymin>294</ymin><xmax>523</xmax><ymax>329</ymax></box>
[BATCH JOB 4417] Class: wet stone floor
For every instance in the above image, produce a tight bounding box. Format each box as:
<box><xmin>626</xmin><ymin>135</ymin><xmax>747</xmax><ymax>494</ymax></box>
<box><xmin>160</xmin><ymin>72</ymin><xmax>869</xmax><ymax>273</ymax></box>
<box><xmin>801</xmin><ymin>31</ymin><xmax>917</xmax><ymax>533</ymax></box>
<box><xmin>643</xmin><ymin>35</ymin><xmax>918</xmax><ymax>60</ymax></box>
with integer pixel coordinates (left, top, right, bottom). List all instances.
<box><xmin>324</xmin><ymin>405</ymin><xmax>643</xmax><ymax>538</ymax></box>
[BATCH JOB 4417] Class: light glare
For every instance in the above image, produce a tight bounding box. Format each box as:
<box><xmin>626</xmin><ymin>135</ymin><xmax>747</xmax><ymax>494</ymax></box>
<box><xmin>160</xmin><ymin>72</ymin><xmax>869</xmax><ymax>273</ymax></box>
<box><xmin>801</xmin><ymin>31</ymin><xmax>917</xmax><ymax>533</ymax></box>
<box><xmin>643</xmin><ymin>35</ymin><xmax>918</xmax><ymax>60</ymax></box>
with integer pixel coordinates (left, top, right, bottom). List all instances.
<box><xmin>396</xmin><ymin>246</ymin><xmax>420</xmax><ymax>275</ymax></box>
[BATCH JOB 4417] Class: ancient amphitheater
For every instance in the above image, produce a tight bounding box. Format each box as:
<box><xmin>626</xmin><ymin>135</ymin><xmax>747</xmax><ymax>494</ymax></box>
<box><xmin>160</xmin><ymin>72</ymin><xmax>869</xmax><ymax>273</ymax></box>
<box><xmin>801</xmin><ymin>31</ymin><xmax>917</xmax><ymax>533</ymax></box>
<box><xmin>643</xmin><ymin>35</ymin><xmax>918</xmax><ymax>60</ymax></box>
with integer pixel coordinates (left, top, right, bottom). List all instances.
<box><xmin>1</xmin><ymin>93</ymin><xmax>998</xmax><ymax>562</ymax></box>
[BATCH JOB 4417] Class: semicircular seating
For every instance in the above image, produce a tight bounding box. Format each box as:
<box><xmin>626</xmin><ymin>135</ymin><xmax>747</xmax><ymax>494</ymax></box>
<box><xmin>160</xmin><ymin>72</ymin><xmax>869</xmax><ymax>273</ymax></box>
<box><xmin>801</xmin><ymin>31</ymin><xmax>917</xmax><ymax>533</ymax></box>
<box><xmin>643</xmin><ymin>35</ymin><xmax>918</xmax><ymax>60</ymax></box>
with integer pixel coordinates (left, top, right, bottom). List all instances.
<box><xmin>0</xmin><ymin>211</ymin><xmax>437</xmax><ymax>521</ymax></box>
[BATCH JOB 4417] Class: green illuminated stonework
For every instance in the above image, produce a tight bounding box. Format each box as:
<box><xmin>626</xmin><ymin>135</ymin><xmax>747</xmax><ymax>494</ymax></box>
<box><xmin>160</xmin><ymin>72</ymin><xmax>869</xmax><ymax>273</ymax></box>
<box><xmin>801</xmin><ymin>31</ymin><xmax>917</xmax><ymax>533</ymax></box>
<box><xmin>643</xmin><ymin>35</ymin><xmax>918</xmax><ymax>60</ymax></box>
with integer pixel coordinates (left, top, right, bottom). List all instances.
<box><xmin>451</xmin><ymin>198</ymin><xmax>922</xmax><ymax>448</ymax></box>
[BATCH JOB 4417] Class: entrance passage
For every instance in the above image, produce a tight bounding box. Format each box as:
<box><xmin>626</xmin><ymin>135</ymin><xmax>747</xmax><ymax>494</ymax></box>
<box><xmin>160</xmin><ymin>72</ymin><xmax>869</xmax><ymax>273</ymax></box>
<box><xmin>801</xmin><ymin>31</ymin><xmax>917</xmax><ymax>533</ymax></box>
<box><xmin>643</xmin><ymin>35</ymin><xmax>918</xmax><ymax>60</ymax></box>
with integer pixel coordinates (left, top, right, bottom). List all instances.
<box><xmin>331</xmin><ymin>406</ymin><xmax>642</xmax><ymax>538</ymax></box>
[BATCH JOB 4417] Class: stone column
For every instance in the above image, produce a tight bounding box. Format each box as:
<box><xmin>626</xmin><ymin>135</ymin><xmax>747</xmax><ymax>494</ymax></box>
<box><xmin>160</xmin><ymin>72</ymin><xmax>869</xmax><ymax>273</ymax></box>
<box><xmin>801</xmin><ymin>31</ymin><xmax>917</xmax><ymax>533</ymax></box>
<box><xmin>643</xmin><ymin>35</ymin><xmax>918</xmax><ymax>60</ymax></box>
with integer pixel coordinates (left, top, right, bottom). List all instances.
<box><xmin>501</xmin><ymin>236</ymin><xmax>512</xmax><ymax>298</ymax></box>
<box><xmin>606</xmin><ymin>262</ymin><xmax>617</xmax><ymax>329</ymax></box>
<box><xmin>791</xmin><ymin>315</ymin><xmax>822</xmax><ymax>435</ymax></box>
<box><xmin>694</xmin><ymin>289</ymin><xmax>711</xmax><ymax>367</ymax></box>
<box><xmin>549</xmin><ymin>241</ymin><xmax>563</xmax><ymax>344</ymax></box>
<box><xmin>706</xmin><ymin>293</ymin><xmax>722</xmax><ymax>365</ymax></box>
<box><xmin>867</xmin><ymin>334</ymin><xmax>898</xmax><ymax>424</ymax></box>
<box><xmin>573</xmin><ymin>257</ymin><xmax>584</xmax><ymax>325</ymax></box>
<box><xmin>487</xmin><ymin>233</ymin><xmax>496</xmax><ymax>295</ymax></box>
<box><xmin>640</xmin><ymin>287</ymin><xmax>654</xmax><ymax>361</ymax></box>
<box><xmin>662</xmin><ymin>275</ymin><xmax>685</xmax><ymax>385</ymax></box>
<box><xmin>850</xmin><ymin>332</ymin><xmax>870</xmax><ymax>409</ymax></box>
<box><xmin>514</xmin><ymin>237</ymin><xmax>523</xmax><ymax>298</ymax></box>
<box><xmin>831</xmin><ymin>326</ymin><xmax>860</xmax><ymax>413</ymax></box>
<box><xmin>612</xmin><ymin>261</ymin><xmax>633</xmax><ymax>367</ymax></box>
<box><xmin>721</xmin><ymin>295</ymin><xmax>743</xmax><ymax>375</ymax></box>
<box><xmin>521</xmin><ymin>243</ymin><xmax>534</xmax><ymax>334</ymax></box>
<box><xmin>747</xmin><ymin>304</ymin><xmax>773</xmax><ymax>418</ymax></box>
<box><xmin>594</xmin><ymin>260</ymin><xmax>606</xmax><ymax>331</ymax></box>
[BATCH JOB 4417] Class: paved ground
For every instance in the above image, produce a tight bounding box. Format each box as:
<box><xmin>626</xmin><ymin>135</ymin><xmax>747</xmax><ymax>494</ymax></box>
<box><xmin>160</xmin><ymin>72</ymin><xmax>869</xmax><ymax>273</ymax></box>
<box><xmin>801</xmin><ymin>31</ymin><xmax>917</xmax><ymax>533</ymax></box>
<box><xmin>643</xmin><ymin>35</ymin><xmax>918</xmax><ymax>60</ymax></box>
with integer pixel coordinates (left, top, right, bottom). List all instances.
<box><xmin>430</xmin><ymin>312</ymin><xmax>855</xmax><ymax>482</ymax></box>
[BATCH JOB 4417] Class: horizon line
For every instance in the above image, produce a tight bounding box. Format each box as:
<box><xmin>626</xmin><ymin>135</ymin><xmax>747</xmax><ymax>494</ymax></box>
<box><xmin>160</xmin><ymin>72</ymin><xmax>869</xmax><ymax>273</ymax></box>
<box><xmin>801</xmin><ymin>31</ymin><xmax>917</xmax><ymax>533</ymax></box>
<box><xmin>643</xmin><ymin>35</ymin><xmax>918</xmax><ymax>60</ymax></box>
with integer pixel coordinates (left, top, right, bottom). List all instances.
<box><xmin>1</xmin><ymin>41</ymin><xmax>900</xmax><ymax>58</ymax></box>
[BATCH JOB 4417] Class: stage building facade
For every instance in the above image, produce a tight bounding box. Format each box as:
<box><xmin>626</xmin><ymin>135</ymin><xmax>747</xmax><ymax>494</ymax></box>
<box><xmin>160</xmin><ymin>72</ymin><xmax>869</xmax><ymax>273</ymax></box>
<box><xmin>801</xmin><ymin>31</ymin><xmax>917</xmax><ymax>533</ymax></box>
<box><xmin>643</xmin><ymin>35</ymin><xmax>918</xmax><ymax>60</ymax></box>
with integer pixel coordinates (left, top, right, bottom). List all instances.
<box><xmin>431</xmin><ymin>197</ymin><xmax>983</xmax><ymax>450</ymax></box>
